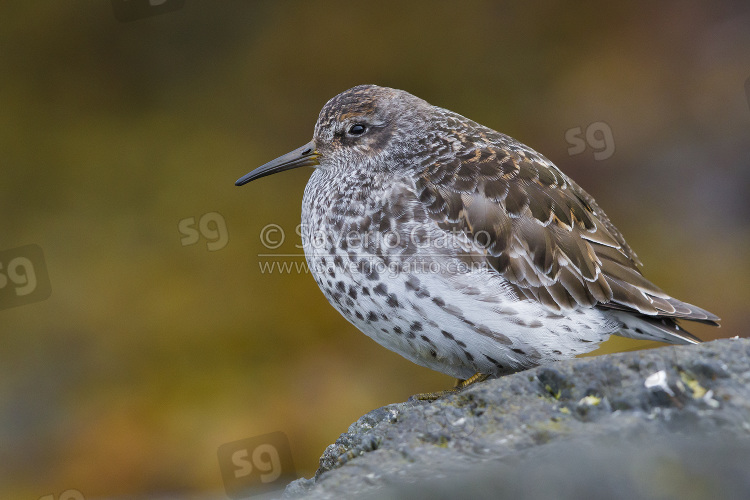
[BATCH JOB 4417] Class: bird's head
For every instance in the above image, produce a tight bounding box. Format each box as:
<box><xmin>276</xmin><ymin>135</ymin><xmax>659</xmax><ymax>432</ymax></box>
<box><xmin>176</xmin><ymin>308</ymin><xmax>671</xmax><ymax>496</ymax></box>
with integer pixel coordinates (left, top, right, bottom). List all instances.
<box><xmin>235</xmin><ymin>85</ymin><xmax>433</xmax><ymax>186</ymax></box>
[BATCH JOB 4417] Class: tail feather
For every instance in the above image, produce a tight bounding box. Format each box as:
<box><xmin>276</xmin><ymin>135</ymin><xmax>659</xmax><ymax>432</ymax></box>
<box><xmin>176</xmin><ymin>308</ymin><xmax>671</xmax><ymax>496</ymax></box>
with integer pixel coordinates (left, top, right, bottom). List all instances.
<box><xmin>609</xmin><ymin>310</ymin><xmax>703</xmax><ymax>345</ymax></box>
<box><xmin>600</xmin><ymin>294</ymin><xmax>720</xmax><ymax>326</ymax></box>
<box><xmin>661</xmin><ymin>297</ymin><xmax>720</xmax><ymax>325</ymax></box>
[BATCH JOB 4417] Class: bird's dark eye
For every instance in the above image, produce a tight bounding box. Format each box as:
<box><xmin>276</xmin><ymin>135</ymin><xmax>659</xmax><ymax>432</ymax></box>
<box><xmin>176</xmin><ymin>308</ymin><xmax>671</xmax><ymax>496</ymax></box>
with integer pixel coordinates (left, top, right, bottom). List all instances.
<box><xmin>348</xmin><ymin>124</ymin><xmax>366</xmax><ymax>136</ymax></box>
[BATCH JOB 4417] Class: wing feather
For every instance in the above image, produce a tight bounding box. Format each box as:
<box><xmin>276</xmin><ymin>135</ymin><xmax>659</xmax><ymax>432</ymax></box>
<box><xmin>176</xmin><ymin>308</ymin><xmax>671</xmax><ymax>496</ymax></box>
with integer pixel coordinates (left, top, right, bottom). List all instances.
<box><xmin>415</xmin><ymin>135</ymin><xmax>719</xmax><ymax>326</ymax></box>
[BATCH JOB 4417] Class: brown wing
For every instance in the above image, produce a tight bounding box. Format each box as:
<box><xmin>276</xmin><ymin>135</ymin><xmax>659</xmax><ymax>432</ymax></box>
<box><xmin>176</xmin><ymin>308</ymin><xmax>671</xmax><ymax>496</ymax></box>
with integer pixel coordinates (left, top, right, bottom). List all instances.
<box><xmin>415</xmin><ymin>137</ymin><xmax>719</xmax><ymax>325</ymax></box>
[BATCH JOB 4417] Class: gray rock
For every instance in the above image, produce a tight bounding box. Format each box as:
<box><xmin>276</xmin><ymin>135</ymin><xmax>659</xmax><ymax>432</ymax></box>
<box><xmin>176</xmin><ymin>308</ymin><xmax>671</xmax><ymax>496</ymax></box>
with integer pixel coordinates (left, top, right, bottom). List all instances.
<box><xmin>283</xmin><ymin>338</ymin><xmax>750</xmax><ymax>499</ymax></box>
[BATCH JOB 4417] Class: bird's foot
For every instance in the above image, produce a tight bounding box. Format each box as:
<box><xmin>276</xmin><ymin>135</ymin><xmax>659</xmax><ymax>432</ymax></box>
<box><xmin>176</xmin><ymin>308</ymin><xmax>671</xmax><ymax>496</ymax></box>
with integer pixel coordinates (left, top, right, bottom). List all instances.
<box><xmin>411</xmin><ymin>373</ymin><xmax>491</xmax><ymax>401</ymax></box>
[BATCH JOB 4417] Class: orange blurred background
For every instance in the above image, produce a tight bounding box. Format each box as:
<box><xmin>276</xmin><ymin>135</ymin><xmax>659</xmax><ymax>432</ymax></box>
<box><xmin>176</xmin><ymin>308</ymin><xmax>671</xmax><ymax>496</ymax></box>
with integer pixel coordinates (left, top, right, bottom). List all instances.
<box><xmin>1</xmin><ymin>1</ymin><xmax>749</xmax><ymax>498</ymax></box>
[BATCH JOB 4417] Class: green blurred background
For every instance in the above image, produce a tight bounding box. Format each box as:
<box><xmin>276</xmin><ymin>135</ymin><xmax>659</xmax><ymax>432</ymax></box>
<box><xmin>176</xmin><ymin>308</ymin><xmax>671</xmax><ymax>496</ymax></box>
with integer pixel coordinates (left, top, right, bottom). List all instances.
<box><xmin>1</xmin><ymin>1</ymin><xmax>748</xmax><ymax>498</ymax></box>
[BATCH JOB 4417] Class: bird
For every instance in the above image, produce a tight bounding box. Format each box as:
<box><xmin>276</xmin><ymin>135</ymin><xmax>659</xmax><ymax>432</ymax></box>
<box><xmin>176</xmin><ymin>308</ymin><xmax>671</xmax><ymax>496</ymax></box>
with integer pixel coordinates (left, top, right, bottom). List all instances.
<box><xmin>235</xmin><ymin>84</ymin><xmax>719</xmax><ymax>395</ymax></box>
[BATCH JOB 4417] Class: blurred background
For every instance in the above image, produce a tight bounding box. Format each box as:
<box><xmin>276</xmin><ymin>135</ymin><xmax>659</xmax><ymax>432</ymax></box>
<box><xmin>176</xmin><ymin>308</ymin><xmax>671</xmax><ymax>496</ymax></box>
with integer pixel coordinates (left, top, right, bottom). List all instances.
<box><xmin>1</xmin><ymin>1</ymin><xmax>748</xmax><ymax>498</ymax></box>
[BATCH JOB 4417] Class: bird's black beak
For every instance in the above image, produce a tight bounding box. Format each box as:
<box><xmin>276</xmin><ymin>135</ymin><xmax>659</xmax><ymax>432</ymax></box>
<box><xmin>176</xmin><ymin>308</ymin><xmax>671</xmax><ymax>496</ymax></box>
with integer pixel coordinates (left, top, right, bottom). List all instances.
<box><xmin>235</xmin><ymin>140</ymin><xmax>320</xmax><ymax>186</ymax></box>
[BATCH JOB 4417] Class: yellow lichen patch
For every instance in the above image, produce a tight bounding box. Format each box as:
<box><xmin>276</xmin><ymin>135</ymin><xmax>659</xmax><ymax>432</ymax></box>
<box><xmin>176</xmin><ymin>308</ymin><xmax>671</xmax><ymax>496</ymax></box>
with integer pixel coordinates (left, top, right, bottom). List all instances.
<box><xmin>578</xmin><ymin>395</ymin><xmax>602</xmax><ymax>406</ymax></box>
<box><xmin>679</xmin><ymin>370</ymin><xmax>707</xmax><ymax>399</ymax></box>
<box><xmin>545</xmin><ymin>385</ymin><xmax>562</xmax><ymax>400</ymax></box>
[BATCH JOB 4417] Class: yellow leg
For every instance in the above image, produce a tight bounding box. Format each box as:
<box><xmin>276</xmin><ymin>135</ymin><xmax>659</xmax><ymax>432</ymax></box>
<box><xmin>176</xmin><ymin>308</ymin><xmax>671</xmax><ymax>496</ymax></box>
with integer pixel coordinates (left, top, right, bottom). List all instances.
<box><xmin>455</xmin><ymin>372</ymin><xmax>491</xmax><ymax>389</ymax></box>
<box><xmin>412</xmin><ymin>372</ymin><xmax>491</xmax><ymax>401</ymax></box>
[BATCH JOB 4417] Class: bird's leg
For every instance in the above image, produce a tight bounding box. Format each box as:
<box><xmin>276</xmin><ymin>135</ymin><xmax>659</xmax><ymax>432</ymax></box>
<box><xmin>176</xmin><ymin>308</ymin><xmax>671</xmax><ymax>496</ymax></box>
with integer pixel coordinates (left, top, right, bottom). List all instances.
<box><xmin>411</xmin><ymin>373</ymin><xmax>491</xmax><ymax>401</ymax></box>
<box><xmin>455</xmin><ymin>372</ymin><xmax>491</xmax><ymax>389</ymax></box>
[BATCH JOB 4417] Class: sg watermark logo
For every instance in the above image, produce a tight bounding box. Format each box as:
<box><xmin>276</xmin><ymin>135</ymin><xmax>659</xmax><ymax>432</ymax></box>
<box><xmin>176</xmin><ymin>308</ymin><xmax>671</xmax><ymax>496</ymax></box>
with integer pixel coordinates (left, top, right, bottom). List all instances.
<box><xmin>565</xmin><ymin>122</ymin><xmax>615</xmax><ymax>160</ymax></box>
<box><xmin>111</xmin><ymin>0</ymin><xmax>186</xmax><ymax>22</ymax></box>
<box><xmin>38</xmin><ymin>490</ymin><xmax>84</xmax><ymax>500</ymax></box>
<box><xmin>0</xmin><ymin>244</ymin><xmax>52</xmax><ymax>311</ymax></box>
<box><xmin>179</xmin><ymin>212</ymin><xmax>229</xmax><ymax>251</ymax></box>
<box><xmin>217</xmin><ymin>431</ymin><xmax>296</xmax><ymax>499</ymax></box>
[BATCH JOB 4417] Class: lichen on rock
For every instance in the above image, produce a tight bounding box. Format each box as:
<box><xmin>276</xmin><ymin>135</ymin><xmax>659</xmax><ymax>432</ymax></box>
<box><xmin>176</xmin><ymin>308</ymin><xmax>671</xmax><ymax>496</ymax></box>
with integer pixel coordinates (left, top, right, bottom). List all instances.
<box><xmin>284</xmin><ymin>338</ymin><xmax>750</xmax><ymax>499</ymax></box>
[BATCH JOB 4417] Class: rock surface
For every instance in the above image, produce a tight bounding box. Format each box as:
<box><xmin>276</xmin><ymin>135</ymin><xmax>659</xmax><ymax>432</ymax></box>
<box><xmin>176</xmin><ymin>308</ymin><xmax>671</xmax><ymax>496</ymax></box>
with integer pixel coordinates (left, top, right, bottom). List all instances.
<box><xmin>283</xmin><ymin>338</ymin><xmax>750</xmax><ymax>499</ymax></box>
